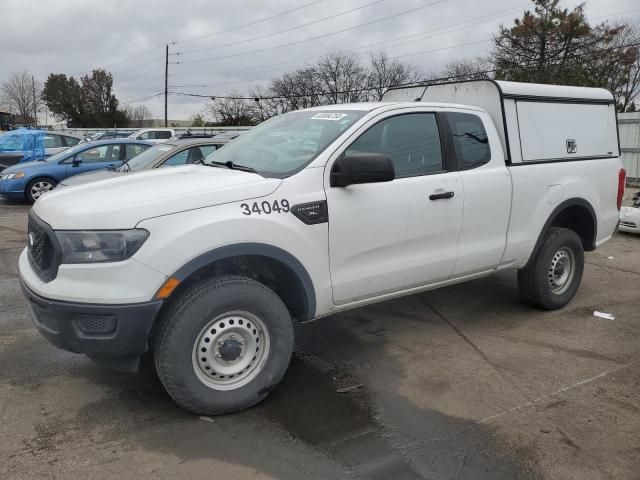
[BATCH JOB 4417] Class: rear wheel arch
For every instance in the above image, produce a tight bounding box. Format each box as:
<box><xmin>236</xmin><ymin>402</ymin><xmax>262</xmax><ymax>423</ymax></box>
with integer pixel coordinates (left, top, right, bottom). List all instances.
<box><xmin>162</xmin><ymin>243</ymin><xmax>317</xmax><ymax>323</ymax></box>
<box><xmin>526</xmin><ymin>198</ymin><xmax>597</xmax><ymax>267</ymax></box>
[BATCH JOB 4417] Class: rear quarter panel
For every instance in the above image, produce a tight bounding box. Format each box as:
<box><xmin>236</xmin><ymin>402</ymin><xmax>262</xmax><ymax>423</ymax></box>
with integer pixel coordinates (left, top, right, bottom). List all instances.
<box><xmin>502</xmin><ymin>157</ymin><xmax>623</xmax><ymax>269</ymax></box>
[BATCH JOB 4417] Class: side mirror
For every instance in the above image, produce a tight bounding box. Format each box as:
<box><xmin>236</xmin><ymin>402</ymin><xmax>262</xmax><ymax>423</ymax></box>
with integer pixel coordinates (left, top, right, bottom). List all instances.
<box><xmin>71</xmin><ymin>157</ymin><xmax>81</xmax><ymax>167</ymax></box>
<box><xmin>330</xmin><ymin>153</ymin><xmax>395</xmax><ymax>188</ymax></box>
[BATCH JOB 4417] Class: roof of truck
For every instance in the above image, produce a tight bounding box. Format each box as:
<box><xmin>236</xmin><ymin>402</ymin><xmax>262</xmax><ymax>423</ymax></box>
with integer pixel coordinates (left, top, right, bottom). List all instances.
<box><xmin>495</xmin><ymin>80</ymin><xmax>613</xmax><ymax>101</ymax></box>
<box><xmin>302</xmin><ymin>102</ymin><xmax>485</xmax><ymax>112</ymax></box>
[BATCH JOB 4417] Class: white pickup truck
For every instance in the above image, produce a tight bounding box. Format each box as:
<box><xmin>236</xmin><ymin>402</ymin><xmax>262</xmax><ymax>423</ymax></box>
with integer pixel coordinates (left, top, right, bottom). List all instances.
<box><xmin>20</xmin><ymin>80</ymin><xmax>625</xmax><ymax>415</ymax></box>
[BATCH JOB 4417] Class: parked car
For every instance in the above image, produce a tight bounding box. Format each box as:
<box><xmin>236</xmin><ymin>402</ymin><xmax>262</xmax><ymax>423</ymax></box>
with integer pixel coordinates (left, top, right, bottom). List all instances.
<box><xmin>0</xmin><ymin>129</ymin><xmax>81</xmax><ymax>168</ymax></box>
<box><xmin>60</xmin><ymin>137</ymin><xmax>232</xmax><ymax>187</ymax></box>
<box><xmin>619</xmin><ymin>192</ymin><xmax>640</xmax><ymax>234</ymax></box>
<box><xmin>0</xmin><ymin>139</ymin><xmax>151</xmax><ymax>202</ymax></box>
<box><xmin>44</xmin><ymin>132</ymin><xmax>81</xmax><ymax>155</ymax></box>
<box><xmin>127</xmin><ymin>128</ymin><xmax>175</xmax><ymax>143</ymax></box>
<box><xmin>20</xmin><ymin>80</ymin><xmax>623</xmax><ymax>415</ymax></box>
<box><xmin>80</xmin><ymin>131</ymin><xmax>133</xmax><ymax>143</ymax></box>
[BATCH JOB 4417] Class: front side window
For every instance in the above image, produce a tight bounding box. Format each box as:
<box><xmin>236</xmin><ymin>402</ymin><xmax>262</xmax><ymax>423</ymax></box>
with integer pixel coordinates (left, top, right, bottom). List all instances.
<box><xmin>204</xmin><ymin>110</ymin><xmax>366</xmax><ymax>178</ymax></box>
<box><xmin>446</xmin><ymin>112</ymin><xmax>491</xmax><ymax>169</ymax></box>
<box><xmin>345</xmin><ymin>113</ymin><xmax>443</xmax><ymax>178</ymax></box>
<box><xmin>75</xmin><ymin>144</ymin><xmax>121</xmax><ymax>163</ymax></box>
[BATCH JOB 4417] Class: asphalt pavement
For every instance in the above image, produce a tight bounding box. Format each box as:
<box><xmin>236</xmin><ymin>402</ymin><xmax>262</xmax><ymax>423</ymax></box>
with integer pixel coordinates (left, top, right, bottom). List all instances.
<box><xmin>1</xmin><ymin>196</ymin><xmax>639</xmax><ymax>480</ymax></box>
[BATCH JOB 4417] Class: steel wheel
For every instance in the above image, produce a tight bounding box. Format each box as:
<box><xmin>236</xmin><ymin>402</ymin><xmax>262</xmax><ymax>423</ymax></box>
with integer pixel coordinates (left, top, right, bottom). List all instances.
<box><xmin>30</xmin><ymin>180</ymin><xmax>55</xmax><ymax>200</ymax></box>
<box><xmin>548</xmin><ymin>247</ymin><xmax>575</xmax><ymax>295</ymax></box>
<box><xmin>192</xmin><ymin>310</ymin><xmax>271</xmax><ymax>391</ymax></box>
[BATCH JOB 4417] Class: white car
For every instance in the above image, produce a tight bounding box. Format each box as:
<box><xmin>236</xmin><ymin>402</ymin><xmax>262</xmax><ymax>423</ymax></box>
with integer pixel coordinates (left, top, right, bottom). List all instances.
<box><xmin>19</xmin><ymin>80</ymin><xmax>624</xmax><ymax>416</ymax></box>
<box><xmin>127</xmin><ymin>128</ymin><xmax>175</xmax><ymax>143</ymax></box>
<box><xmin>619</xmin><ymin>198</ymin><xmax>640</xmax><ymax>234</ymax></box>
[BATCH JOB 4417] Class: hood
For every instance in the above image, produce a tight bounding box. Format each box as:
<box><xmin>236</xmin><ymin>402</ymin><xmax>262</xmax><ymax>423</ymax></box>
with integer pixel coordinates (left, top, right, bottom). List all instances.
<box><xmin>33</xmin><ymin>165</ymin><xmax>282</xmax><ymax>229</ymax></box>
<box><xmin>1</xmin><ymin>160</ymin><xmax>45</xmax><ymax>172</ymax></box>
<box><xmin>60</xmin><ymin>169</ymin><xmax>119</xmax><ymax>187</ymax></box>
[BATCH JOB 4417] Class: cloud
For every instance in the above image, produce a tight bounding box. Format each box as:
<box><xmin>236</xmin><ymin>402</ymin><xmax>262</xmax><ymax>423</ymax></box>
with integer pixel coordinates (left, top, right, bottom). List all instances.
<box><xmin>0</xmin><ymin>0</ymin><xmax>636</xmax><ymax>121</ymax></box>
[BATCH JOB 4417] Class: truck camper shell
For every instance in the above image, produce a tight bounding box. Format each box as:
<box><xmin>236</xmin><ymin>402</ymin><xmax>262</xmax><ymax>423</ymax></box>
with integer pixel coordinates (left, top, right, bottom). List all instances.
<box><xmin>382</xmin><ymin>79</ymin><xmax>620</xmax><ymax>165</ymax></box>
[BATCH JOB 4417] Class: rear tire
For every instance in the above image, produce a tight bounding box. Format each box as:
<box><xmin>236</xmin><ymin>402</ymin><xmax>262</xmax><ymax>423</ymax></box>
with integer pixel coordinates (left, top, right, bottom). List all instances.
<box><xmin>26</xmin><ymin>177</ymin><xmax>57</xmax><ymax>203</ymax></box>
<box><xmin>154</xmin><ymin>275</ymin><xmax>294</xmax><ymax>415</ymax></box>
<box><xmin>517</xmin><ymin>227</ymin><xmax>584</xmax><ymax>310</ymax></box>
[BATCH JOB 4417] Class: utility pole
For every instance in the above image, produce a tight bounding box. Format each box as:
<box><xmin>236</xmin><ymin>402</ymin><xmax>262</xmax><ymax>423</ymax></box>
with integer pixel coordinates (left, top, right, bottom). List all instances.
<box><xmin>164</xmin><ymin>44</ymin><xmax>169</xmax><ymax>127</ymax></box>
<box><xmin>31</xmin><ymin>75</ymin><xmax>37</xmax><ymax>126</ymax></box>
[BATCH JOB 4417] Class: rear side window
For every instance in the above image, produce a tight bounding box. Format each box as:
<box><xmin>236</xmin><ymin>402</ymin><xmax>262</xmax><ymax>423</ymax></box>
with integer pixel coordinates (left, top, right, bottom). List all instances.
<box><xmin>63</xmin><ymin>136</ymin><xmax>80</xmax><ymax>146</ymax></box>
<box><xmin>446</xmin><ymin>112</ymin><xmax>491</xmax><ymax>169</ymax></box>
<box><xmin>154</xmin><ymin>131</ymin><xmax>172</xmax><ymax>139</ymax></box>
<box><xmin>125</xmin><ymin>144</ymin><xmax>149</xmax><ymax>160</ymax></box>
<box><xmin>44</xmin><ymin>134</ymin><xmax>64</xmax><ymax>148</ymax></box>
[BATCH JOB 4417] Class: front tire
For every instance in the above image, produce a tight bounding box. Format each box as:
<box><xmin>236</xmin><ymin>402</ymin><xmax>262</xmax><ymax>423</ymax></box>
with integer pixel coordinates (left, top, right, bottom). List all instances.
<box><xmin>26</xmin><ymin>177</ymin><xmax>57</xmax><ymax>203</ymax></box>
<box><xmin>154</xmin><ymin>275</ymin><xmax>294</xmax><ymax>415</ymax></box>
<box><xmin>517</xmin><ymin>227</ymin><xmax>584</xmax><ymax>310</ymax></box>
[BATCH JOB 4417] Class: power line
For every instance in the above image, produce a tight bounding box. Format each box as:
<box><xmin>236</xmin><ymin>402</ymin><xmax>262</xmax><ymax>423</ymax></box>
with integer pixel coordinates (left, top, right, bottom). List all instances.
<box><xmin>174</xmin><ymin>0</ymin><xmax>450</xmax><ymax>65</ymax></box>
<box><xmin>173</xmin><ymin>0</ymin><xmax>388</xmax><ymax>56</ymax></box>
<box><xmin>121</xmin><ymin>92</ymin><xmax>164</xmax><ymax>104</ymax></box>
<box><xmin>169</xmin><ymin>3</ymin><xmax>526</xmax><ymax>83</ymax></box>
<box><xmin>165</xmin><ymin>39</ymin><xmax>640</xmax><ymax>102</ymax></box>
<box><xmin>171</xmin><ymin>0</ymin><xmax>325</xmax><ymax>45</ymax></box>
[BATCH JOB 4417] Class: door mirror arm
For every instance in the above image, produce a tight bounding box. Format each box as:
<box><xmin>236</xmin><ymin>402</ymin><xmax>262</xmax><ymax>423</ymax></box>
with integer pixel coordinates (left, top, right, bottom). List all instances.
<box><xmin>330</xmin><ymin>153</ymin><xmax>395</xmax><ymax>187</ymax></box>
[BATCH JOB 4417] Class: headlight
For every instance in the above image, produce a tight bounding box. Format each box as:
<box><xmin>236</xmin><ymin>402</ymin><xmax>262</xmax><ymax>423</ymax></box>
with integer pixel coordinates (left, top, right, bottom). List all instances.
<box><xmin>0</xmin><ymin>172</ymin><xmax>25</xmax><ymax>180</ymax></box>
<box><xmin>55</xmin><ymin>229</ymin><xmax>149</xmax><ymax>264</ymax></box>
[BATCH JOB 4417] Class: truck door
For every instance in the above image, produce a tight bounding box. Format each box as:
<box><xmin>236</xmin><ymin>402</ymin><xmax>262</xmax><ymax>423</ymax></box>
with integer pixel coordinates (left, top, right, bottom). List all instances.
<box><xmin>444</xmin><ymin>111</ymin><xmax>511</xmax><ymax>275</ymax></box>
<box><xmin>325</xmin><ymin>110</ymin><xmax>463</xmax><ymax>305</ymax></box>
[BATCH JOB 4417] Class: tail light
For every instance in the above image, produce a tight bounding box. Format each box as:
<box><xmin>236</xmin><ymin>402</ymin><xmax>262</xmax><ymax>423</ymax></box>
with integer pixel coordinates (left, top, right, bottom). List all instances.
<box><xmin>617</xmin><ymin>169</ymin><xmax>626</xmax><ymax>211</ymax></box>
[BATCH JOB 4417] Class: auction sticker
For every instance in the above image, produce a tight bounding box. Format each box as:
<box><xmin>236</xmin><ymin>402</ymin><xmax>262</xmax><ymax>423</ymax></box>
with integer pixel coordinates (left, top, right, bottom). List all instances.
<box><xmin>311</xmin><ymin>113</ymin><xmax>348</xmax><ymax>121</ymax></box>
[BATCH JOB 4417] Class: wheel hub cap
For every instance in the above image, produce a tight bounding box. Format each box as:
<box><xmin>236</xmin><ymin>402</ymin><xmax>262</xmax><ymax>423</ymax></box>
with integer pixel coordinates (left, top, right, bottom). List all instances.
<box><xmin>192</xmin><ymin>311</ymin><xmax>270</xmax><ymax>391</ymax></box>
<box><xmin>548</xmin><ymin>248</ymin><xmax>575</xmax><ymax>295</ymax></box>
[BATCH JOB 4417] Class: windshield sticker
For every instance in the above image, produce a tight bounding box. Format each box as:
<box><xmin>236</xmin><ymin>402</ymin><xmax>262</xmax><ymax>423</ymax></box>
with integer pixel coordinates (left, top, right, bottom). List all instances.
<box><xmin>310</xmin><ymin>113</ymin><xmax>348</xmax><ymax>121</ymax></box>
<box><xmin>157</xmin><ymin>146</ymin><xmax>172</xmax><ymax>151</ymax></box>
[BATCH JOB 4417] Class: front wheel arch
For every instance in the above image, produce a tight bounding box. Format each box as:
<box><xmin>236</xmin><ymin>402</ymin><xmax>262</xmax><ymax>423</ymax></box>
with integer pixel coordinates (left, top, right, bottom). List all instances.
<box><xmin>25</xmin><ymin>176</ymin><xmax>58</xmax><ymax>203</ymax></box>
<box><xmin>164</xmin><ymin>244</ymin><xmax>316</xmax><ymax>323</ymax></box>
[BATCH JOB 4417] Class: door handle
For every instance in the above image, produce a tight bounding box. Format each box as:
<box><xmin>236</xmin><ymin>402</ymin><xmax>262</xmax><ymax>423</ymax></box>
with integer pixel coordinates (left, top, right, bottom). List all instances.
<box><xmin>429</xmin><ymin>191</ymin><xmax>455</xmax><ymax>201</ymax></box>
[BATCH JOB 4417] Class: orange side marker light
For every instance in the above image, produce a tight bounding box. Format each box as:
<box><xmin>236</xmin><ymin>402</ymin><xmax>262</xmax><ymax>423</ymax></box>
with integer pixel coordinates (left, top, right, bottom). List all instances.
<box><xmin>155</xmin><ymin>277</ymin><xmax>181</xmax><ymax>299</ymax></box>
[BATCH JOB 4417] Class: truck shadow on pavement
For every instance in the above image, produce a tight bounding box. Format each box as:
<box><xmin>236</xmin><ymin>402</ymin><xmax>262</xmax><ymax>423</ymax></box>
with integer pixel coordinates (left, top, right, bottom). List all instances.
<box><xmin>66</xmin><ymin>285</ymin><xmax>537</xmax><ymax>479</ymax></box>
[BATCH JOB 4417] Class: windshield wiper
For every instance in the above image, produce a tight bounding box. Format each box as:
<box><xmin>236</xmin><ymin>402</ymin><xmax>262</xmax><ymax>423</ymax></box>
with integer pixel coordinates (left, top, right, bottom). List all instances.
<box><xmin>208</xmin><ymin>160</ymin><xmax>258</xmax><ymax>174</ymax></box>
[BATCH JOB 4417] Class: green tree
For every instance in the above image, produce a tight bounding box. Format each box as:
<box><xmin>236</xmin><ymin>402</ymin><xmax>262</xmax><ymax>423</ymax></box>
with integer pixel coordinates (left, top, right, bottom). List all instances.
<box><xmin>42</xmin><ymin>69</ymin><xmax>127</xmax><ymax>127</ymax></box>
<box><xmin>492</xmin><ymin>0</ymin><xmax>639</xmax><ymax>109</ymax></box>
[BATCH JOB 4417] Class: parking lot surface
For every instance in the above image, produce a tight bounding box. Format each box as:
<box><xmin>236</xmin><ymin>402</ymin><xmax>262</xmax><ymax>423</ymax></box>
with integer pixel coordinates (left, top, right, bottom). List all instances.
<box><xmin>1</xmin><ymin>197</ymin><xmax>639</xmax><ymax>480</ymax></box>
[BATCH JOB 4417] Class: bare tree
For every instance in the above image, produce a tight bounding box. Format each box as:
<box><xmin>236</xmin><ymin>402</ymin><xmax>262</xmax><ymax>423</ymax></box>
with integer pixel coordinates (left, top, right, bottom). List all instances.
<box><xmin>367</xmin><ymin>52</ymin><xmax>421</xmax><ymax>100</ymax></box>
<box><xmin>315</xmin><ymin>52</ymin><xmax>369</xmax><ymax>104</ymax></box>
<box><xmin>592</xmin><ymin>22</ymin><xmax>640</xmax><ymax>112</ymax></box>
<box><xmin>439</xmin><ymin>58</ymin><xmax>493</xmax><ymax>82</ymax></box>
<box><xmin>206</xmin><ymin>91</ymin><xmax>256</xmax><ymax>126</ymax></box>
<box><xmin>1</xmin><ymin>71</ymin><xmax>43</xmax><ymax>124</ymax></box>
<box><xmin>124</xmin><ymin>104</ymin><xmax>152</xmax><ymax>127</ymax></box>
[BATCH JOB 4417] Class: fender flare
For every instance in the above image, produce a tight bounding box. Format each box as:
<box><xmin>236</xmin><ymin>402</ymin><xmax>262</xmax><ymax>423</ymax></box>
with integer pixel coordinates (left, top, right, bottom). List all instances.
<box><xmin>171</xmin><ymin>243</ymin><xmax>316</xmax><ymax>321</ymax></box>
<box><xmin>525</xmin><ymin>198</ymin><xmax>597</xmax><ymax>267</ymax></box>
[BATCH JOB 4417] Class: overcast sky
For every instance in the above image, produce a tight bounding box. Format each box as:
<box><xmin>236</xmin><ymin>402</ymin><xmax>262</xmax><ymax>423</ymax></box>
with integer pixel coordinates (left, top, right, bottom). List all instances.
<box><xmin>1</xmin><ymin>0</ymin><xmax>638</xmax><ymax>122</ymax></box>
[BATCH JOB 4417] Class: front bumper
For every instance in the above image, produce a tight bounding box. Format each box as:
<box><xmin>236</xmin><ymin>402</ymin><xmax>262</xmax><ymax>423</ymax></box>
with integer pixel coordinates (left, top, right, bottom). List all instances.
<box><xmin>0</xmin><ymin>179</ymin><xmax>26</xmax><ymax>199</ymax></box>
<box><xmin>21</xmin><ymin>278</ymin><xmax>163</xmax><ymax>372</ymax></box>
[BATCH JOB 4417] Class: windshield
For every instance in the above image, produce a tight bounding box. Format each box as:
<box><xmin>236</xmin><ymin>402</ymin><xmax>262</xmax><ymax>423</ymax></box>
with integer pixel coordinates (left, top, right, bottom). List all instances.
<box><xmin>44</xmin><ymin>144</ymin><xmax>87</xmax><ymax>162</ymax></box>
<box><xmin>203</xmin><ymin>110</ymin><xmax>366</xmax><ymax>177</ymax></box>
<box><xmin>118</xmin><ymin>143</ymin><xmax>176</xmax><ymax>172</ymax></box>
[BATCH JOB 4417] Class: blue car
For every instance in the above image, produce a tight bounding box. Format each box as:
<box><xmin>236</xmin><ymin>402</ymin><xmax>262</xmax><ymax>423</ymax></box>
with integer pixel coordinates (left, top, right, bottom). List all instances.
<box><xmin>0</xmin><ymin>139</ymin><xmax>152</xmax><ymax>203</ymax></box>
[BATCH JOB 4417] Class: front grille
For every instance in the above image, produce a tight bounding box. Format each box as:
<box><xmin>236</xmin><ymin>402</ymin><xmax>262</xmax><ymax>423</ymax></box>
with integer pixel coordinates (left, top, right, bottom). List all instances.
<box><xmin>27</xmin><ymin>213</ymin><xmax>61</xmax><ymax>282</ymax></box>
<box><xmin>75</xmin><ymin>315</ymin><xmax>117</xmax><ymax>335</ymax></box>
